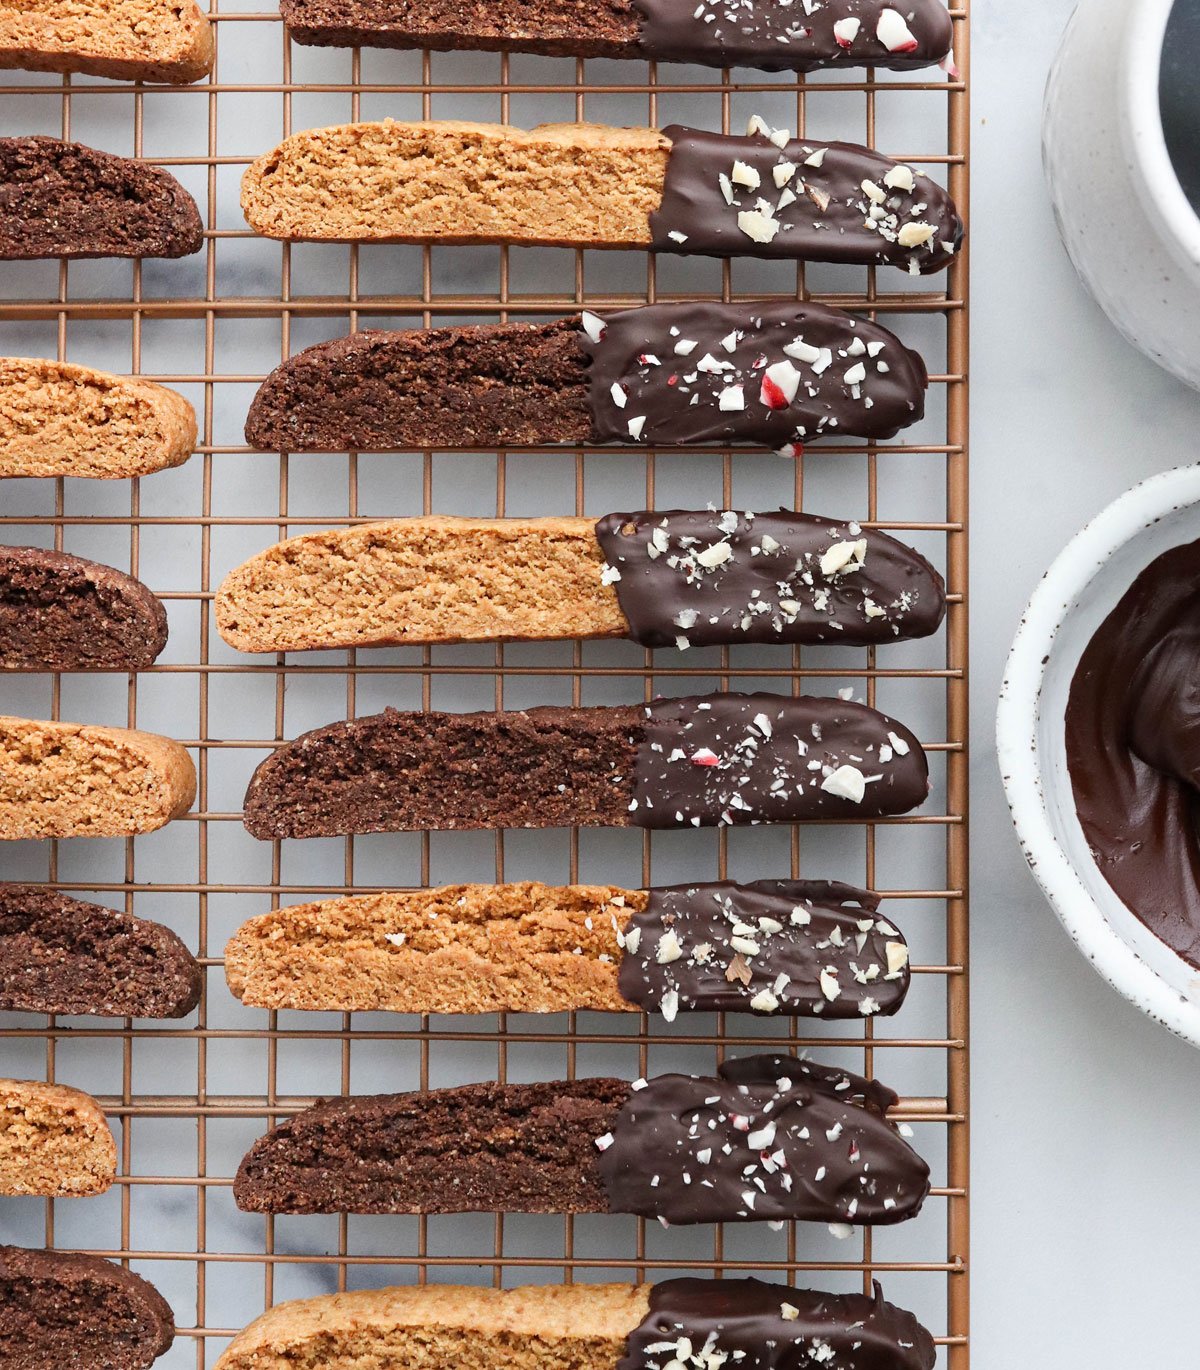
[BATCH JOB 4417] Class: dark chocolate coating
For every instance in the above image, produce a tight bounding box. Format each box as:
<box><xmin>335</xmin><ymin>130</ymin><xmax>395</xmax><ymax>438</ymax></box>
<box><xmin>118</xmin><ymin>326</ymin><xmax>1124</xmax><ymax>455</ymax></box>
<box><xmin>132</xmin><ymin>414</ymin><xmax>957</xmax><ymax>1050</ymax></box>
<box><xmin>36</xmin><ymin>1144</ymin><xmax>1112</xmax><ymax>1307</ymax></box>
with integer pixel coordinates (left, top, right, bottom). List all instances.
<box><xmin>595</xmin><ymin>510</ymin><xmax>945</xmax><ymax>647</ymax></box>
<box><xmin>635</xmin><ymin>0</ymin><xmax>953</xmax><ymax>73</ymax></box>
<box><xmin>584</xmin><ymin>301</ymin><xmax>928</xmax><ymax>449</ymax></box>
<box><xmin>1065</xmin><ymin>538</ymin><xmax>1200</xmax><ymax>967</ymax></box>
<box><xmin>631</xmin><ymin>692</ymin><xmax>928</xmax><ymax>828</ymax></box>
<box><xmin>618</xmin><ymin>879</ymin><xmax>910</xmax><ymax>1018</ymax></box>
<box><xmin>0</xmin><ymin>1244</ymin><xmax>175</xmax><ymax>1370</ymax></box>
<box><xmin>653</xmin><ymin>127</ymin><xmax>963</xmax><ymax>272</ymax></box>
<box><xmin>622</xmin><ymin>1278</ymin><xmax>935</xmax><ymax>1370</ymax></box>
<box><xmin>0</xmin><ymin>546</ymin><xmax>168</xmax><ymax>672</ymax></box>
<box><xmin>597</xmin><ymin>1053</ymin><xmax>929</xmax><ymax>1225</ymax></box>
<box><xmin>0</xmin><ymin>137</ymin><xmax>203</xmax><ymax>260</ymax></box>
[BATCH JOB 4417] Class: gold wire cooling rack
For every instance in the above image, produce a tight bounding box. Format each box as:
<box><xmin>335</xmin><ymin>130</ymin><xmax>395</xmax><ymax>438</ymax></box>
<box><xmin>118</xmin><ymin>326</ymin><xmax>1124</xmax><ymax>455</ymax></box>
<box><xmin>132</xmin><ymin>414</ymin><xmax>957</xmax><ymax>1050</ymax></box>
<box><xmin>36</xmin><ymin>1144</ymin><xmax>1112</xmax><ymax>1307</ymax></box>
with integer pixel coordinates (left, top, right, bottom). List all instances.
<box><xmin>0</xmin><ymin>5</ymin><xmax>969</xmax><ymax>1365</ymax></box>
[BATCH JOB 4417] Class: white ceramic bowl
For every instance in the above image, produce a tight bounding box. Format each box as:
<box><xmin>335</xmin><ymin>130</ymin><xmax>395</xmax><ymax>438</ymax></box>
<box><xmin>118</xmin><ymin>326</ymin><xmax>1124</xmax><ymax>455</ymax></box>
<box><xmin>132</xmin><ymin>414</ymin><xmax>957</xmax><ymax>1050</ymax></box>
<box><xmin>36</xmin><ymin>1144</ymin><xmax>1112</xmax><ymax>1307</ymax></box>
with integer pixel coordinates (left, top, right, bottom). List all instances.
<box><xmin>997</xmin><ymin>465</ymin><xmax>1200</xmax><ymax>1048</ymax></box>
<box><xmin>1043</xmin><ymin>0</ymin><xmax>1200</xmax><ymax>389</ymax></box>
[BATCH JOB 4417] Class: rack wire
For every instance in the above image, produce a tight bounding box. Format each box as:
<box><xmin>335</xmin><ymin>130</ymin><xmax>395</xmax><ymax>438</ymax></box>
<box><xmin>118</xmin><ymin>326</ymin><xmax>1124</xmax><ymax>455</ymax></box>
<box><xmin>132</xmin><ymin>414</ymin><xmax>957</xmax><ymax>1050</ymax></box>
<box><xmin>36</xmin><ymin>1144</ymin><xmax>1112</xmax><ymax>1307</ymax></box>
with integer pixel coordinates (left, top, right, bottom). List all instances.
<box><xmin>0</xmin><ymin>6</ymin><xmax>969</xmax><ymax>1365</ymax></box>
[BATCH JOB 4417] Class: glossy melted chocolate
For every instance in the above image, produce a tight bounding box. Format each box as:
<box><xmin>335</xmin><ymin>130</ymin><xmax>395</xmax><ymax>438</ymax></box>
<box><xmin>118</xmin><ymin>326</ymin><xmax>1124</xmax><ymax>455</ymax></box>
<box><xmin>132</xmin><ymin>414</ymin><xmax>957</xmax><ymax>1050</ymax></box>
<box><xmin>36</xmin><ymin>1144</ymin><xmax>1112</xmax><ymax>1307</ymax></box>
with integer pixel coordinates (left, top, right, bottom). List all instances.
<box><xmin>595</xmin><ymin>509</ymin><xmax>945</xmax><ymax>648</ymax></box>
<box><xmin>634</xmin><ymin>0</ymin><xmax>954</xmax><ymax>75</ymax></box>
<box><xmin>629</xmin><ymin>691</ymin><xmax>929</xmax><ymax>828</ymax></box>
<box><xmin>582</xmin><ymin>300</ymin><xmax>929</xmax><ymax>449</ymax></box>
<box><xmin>651</xmin><ymin>127</ymin><xmax>963</xmax><ymax>272</ymax></box>
<box><xmin>1066</xmin><ymin>539</ymin><xmax>1200</xmax><ymax>967</ymax></box>
<box><xmin>595</xmin><ymin>1053</ymin><xmax>929</xmax><ymax>1225</ymax></box>
<box><xmin>617</xmin><ymin>879</ymin><xmax>911</xmax><ymax>1019</ymax></box>
<box><xmin>620</xmin><ymin>1277</ymin><xmax>935</xmax><ymax>1370</ymax></box>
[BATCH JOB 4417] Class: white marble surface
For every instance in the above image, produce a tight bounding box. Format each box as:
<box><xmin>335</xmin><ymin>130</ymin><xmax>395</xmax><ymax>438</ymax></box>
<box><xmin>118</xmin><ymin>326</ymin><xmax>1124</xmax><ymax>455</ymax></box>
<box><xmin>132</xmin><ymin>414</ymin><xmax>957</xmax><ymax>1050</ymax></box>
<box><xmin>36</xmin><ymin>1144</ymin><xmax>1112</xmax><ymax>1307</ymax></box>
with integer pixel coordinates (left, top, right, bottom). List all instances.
<box><xmin>973</xmin><ymin>0</ymin><xmax>1200</xmax><ymax>1359</ymax></box>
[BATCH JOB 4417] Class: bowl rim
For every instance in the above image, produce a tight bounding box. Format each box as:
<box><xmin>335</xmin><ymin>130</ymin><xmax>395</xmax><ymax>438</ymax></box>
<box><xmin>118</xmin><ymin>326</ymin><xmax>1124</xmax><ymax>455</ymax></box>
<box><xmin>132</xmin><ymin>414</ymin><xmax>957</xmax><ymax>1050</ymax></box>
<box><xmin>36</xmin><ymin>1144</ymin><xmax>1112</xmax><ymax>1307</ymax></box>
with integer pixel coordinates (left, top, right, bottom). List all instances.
<box><xmin>996</xmin><ymin>463</ymin><xmax>1200</xmax><ymax>1049</ymax></box>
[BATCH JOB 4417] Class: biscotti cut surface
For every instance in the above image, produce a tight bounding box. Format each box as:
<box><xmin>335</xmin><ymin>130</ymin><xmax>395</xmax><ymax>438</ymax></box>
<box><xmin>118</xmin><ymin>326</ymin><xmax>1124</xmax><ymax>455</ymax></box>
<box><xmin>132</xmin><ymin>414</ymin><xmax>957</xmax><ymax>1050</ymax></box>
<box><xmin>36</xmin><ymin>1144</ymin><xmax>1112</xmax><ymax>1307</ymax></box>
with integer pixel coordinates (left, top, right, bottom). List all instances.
<box><xmin>0</xmin><ymin>1079</ymin><xmax>116</xmax><ymax>1197</ymax></box>
<box><xmin>0</xmin><ymin>358</ymin><xmax>196</xmax><ymax>480</ymax></box>
<box><xmin>245</xmin><ymin>319</ymin><xmax>591</xmax><ymax>451</ymax></box>
<box><xmin>225</xmin><ymin>882</ymin><xmax>641</xmax><ymax>1013</ymax></box>
<box><xmin>0</xmin><ymin>716</ymin><xmax>196</xmax><ymax>841</ymax></box>
<box><xmin>0</xmin><ymin>546</ymin><xmax>168</xmax><ymax>670</ymax></box>
<box><xmin>0</xmin><ymin>138</ymin><xmax>203</xmax><ymax>259</ymax></box>
<box><xmin>0</xmin><ymin>0</ymin><xmax>213</xmax><ymax>83</ymax></box>
<box><xmin>0</xmin><ymin>1245</ymin><xmax>175</xmax><ymax>1370</ymax></box>
<box><xmin>242</xmin><ymin>120</ymin><xmax>670</xmax><ymax>245</ymax></box>
<box><xmin>234</xmin><ymin>1078</ymin><xmax>629</xmax><ymax>1214</ymax></box>
<box><xmin>216</xmin><ymin>516</ymin><xmax>625</xmax><ymax>653</ymax></box>
<box><xmin>0</xmin><ymin>885</ymin><xmax>201</xmax><ymax>1018</ymax></box>
<box><xmin>215</xmin><ymin>1283</ymin><xmax>649</xmax><ymax>1370</ymax></box>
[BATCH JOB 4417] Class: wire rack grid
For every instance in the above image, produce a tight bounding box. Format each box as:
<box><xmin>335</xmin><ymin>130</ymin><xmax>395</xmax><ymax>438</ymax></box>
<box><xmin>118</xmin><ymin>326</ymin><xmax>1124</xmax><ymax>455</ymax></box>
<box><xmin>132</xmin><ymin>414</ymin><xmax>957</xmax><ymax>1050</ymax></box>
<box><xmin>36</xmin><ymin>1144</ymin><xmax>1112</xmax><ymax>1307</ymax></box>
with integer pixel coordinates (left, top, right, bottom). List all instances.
<box><xmin>0</xmin><ymin>5</ymin><xmax>969</xmax><ymax>1366</ymax></box>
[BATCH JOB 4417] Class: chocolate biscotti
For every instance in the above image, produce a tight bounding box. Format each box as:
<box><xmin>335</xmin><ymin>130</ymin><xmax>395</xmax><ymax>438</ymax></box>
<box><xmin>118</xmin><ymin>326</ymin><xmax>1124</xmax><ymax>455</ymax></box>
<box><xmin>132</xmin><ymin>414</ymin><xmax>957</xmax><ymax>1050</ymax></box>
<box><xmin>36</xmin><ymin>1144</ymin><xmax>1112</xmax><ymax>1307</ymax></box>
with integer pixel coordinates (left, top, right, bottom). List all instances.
<box><xmin>0</xmin><ymin>358</ymin><xmax>197</xmax><ymax>479</ymax></box>
<box><xmin>242</xmin><ymin>120</ymin><xmax>963</xmax><ymax>272</ymax></box>
<box><xmin>281</xmin><ymin>0</ymin><xmax>953</xmax><ymax>75</ymax></box>
<box><xmin>0</xmin><ymin>0</ymin><xmax>213</xmax><ymax>83</ymax></box>
<box><xmin>241</xmin><ymin>692</ymin><xmax>928</xmax><ymax>840</ymax></box>
<box><xmin>0</xmin><ymin>1079</ymin><xmax>116</xmax><ymax>1197</ymax></box>
<box><xmin>214</xmin><ymin>1278</ymin><xmax>934</xmax><ymax>1370</ymax></box>
<box><xmin>234</xmin><ymin>1053</ymin><xmax>929</xmax><ymax>1224</ymax></box>
<box><xmin>1</xmin><ymin>547</ymin><xmax>168</xmax><ymax>671</ymax></box>
<box><xmin>0</xmin><ymin>1245</ymin><xmax>175</xmax><ymax>1370</ymax></box>
<box><xmin>225</xmin><ymin>878</ymin><xmax>909</xmax><ymax>1019</ymax></box>
<box><xmin>244</xmin><ymin>302</ymin><xmax>929</xmax><ymax>452</ymax></box>
<box><xmin>0</xmin><ymin>885</ymin><xmax>201</xmax><ymax>1018</ymax></box>
<box><xmin>0</xmin><ymin>716</ymin><xmax>196</xmax><ymax>841</ymax></box>
<box><xmin>0</xmin><ymin>138</ymin><xmax>203</xmax><ymax>260</ymax></box>
<box><xmin>215</xmin><ymin>511</ymin><xmax>945</xmax><ymax>654</ymax></box>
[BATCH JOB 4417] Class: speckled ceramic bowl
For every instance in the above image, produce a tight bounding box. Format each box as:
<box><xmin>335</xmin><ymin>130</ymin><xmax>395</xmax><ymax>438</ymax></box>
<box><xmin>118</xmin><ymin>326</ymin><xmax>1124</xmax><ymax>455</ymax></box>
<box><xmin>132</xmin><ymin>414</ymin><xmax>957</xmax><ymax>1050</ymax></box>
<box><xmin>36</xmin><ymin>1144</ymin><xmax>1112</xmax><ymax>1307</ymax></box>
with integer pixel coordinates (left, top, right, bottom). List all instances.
<box><xmin>1044</xmin><ymin>0</ymin><xmax>1200</xmax><ymax>389</ymax></box>
<box><xmin>997</xmin><ymin>465</ymin><xmax>1200</xmax><ymax>1048</ymax></box>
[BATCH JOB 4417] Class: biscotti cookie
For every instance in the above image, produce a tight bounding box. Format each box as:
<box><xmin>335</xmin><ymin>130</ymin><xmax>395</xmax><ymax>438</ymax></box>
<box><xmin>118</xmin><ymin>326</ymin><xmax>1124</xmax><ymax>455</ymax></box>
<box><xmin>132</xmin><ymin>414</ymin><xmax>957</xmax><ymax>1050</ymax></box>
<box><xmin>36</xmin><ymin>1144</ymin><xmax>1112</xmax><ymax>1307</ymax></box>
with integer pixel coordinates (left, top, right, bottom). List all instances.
<box><xmin>241</xmin><ymin>692</ymin><xmax>928</xmax><ymax>840</ymax></box>
<box><xmin>0</xmin><ymin>1079</ymin><xmax>116</xmax><ymax>1197</ymax></box>
<box><xmin>0</xmin><ymin>138</ymin><xmax>203</xmax><ymax>259</ymax></box>
<box><xmin>281</xmin><ymin>0</ymin><xmax>953</xmax><ymax>75</ymax></box>
<box><xmin>0</xmin><ymin>885</ymin><xmax>201</xmax><ymax>1018</ymax></box>
<box><xmin>1</xmin><ymin>546</ymin><xmax>168</xmax><ymax>670</ymax></box>
<box><xmin>242</xmin><ymin>120</ymin><xmax>963</xmax><ymax>272</ymax></box>
<box><xmin>0</xmin><ymin>716</ymin><xmax>196</xmax><ymax>841</ymax></box>
<box><xmin>225</xmin><ymin>878</ymin><xmax>909</xmax><ymax>1019</ymax></box>
<box><xmin>215</xmin><ymin>511</ymin><xmax>945</xmax><ymax>654</ymax></box>
<box><xmin>214</xmin><ymin>1277</ymin><xmax>934</xmax><ymax>1370</ymax></box>
<box><xmin>0</xmin><ymin>0</ymin><xmax>212</xmax><ymax>83</ymax></box>
<box><xmin>233</xmin><ymin>1053</ymin><xmax>929</xmax><ymax>1224</ymax></box>
<box><xmin>0</xmin><ymin>1245</ymin><xmax>175</xmax><ymax>1370</ymax></box>
<box><xmin>244</xmin><ymin>302</ymin><xmax>928</xmax><ymax>452</ymax></box>
<box><xmin>0</xmin><ymin>358</ymin><xmax>196</xmax><ymax>480</ymax></box>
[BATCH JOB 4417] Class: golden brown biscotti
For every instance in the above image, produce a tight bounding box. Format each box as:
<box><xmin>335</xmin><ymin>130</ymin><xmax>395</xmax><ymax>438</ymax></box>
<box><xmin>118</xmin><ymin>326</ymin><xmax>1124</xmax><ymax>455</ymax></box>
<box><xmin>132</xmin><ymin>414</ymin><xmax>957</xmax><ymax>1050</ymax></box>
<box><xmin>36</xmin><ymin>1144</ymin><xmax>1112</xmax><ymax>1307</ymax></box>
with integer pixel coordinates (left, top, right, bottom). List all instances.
<box><xmin>224</xmin><ymin>878</ymin><xmax>911</xmax><ymax>1019</ymax></box>
<box><xmin>0</xmin><ymin>1078</ymin><xmax>117</xmax><ymax>1197</ymax></box>
<box><xmin>0</xmin><ymin>715</ymin><xmax>196</xmax><ymax>841</ymax></box>
<box><xmin>0</xmin><ymin>358</ymin><xmax>196</xmax><ymax>480</ymax></box>
<box><xmin>216</xmin><ymin>1283</ymin><xmax>650</xmax><ymax>1370</ymax></box>
<box><xmin>241</xmin><ymin>120</ymin><xmax>963</xmax><ymax>272</ymax></box>
<box><xmin>0</xmin><ymin>0</ymin><xmax>213</xmax><ymax>83</ymax></box>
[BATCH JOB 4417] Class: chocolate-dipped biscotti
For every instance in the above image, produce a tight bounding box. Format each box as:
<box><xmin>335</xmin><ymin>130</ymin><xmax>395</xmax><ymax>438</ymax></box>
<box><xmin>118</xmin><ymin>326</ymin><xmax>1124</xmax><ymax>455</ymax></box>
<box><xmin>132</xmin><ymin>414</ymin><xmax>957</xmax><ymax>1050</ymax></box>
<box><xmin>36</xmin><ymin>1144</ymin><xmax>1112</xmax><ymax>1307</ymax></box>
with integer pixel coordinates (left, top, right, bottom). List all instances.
<box><xmin>1</xmin><ymin>546</ymin><xmax>168</xmax><ymax>671</ymax></box>
<box><xmin>0</xmin><ymin>1245</ymin><xmax>175</xmax><ymax>1370</ymax></box>
<box><xmin>0</xmin><ymin>358</ymin><xmax>197</xmax><ymax>480</ymax></box>
<box><xmin>0</xmin><ymin>1079</ymin><xmax>116</xmax><ymax>1197</ymax></box>
<box><xmin>0</xmin><ymin>0</ymin><xmax>212</xmax><ymax>83</ymax></box>
<box><xmin>225</xmin><ymin>878</ymin><xmax>910</xmax><ymax>1019</ymax></box>
<box><xmin>235</xmin><ymin>1054</ymin><xmax>928</xmax><ymax>1224</ymax></box>
<box><xmin>242</xmin><ymin>692</ymin><xmax>928</xmax><ymax>839</ymax></box>
<box><xmin>0</xmin><ymin>138</ymin><xmax>203</xmax><ymax>259</ymax></box>
<box><xmin>0</xmin><ymin>716</ymin><xmax>196</xmax><ymax>841</ymax></box>
<box><xmin>281</xmin><ymin>0</ymin><xmax>953</xmax><ymax>75</ymax></box>
<box><xmin>0</xmin><ymin>885</ymin><xmax>201</xmax><ymax>1018</ymax></box>
<box><xmin>244</xmin><ymin>301</ymin><xmax>928</xmax><ymax>453</ymax></box>
<box><xmin>214</xmin><ymin>1278</ymin><xmax>934</xmax><ymax>1370</ymax></box>
<box><xmin>242</xmin><ymin>120</ymin><xmax>963</xmax><ymax>272</ymax></box>
<box><xmin>216</xmin><ymin>511</ymin><xmax>945</xmax><ymax>654</ymax></box>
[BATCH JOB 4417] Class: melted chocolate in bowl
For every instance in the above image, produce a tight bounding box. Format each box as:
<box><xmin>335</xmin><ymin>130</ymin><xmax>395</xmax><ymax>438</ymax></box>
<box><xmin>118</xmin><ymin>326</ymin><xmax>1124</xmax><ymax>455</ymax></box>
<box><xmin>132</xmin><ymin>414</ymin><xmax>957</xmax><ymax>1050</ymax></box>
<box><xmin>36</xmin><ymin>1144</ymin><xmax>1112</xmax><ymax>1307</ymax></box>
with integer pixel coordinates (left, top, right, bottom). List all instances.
<box><xmin>1065</xmin><ymin>538</ymin><xmax>1200</xmax><ymax>968</ymax></box>
<box><xmin>1161</xmin><ymin>1</ymin><xmax>1200</xmax><ymax>214</ymax></box>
